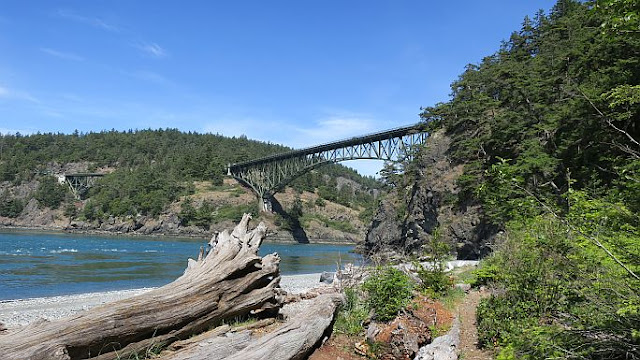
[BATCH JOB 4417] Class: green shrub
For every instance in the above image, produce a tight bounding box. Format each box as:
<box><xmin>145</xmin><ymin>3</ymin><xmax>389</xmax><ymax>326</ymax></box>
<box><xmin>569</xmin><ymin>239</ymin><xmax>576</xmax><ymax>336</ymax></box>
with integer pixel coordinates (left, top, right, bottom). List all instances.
<box><xmin>212</xmin><ymin>203</ymin><xmax>258</xmax><ymax>223</ymax></box>
<box><xmin>470</xmin><ymin>262</ymin><xmax>500</xmax><ymax>287</ymax></box>
<box><xmin>334</xmin><ymin>287</ymin><xmax>368</xmax><ymax>335</ymax></box>
<box><xmin>362</xmin><ymin>266</ymin><xmax>413</xmax><ymax>321</ymax></box>
<box><xmin>34</xmin><ymin>176</ymin><xmax>67</xmax><ymax>209</ymax></box>
<box><xmin>0</xmin><ymin>197</ymin><xmax>24</xmax><ymax>218</ymax></box>
<box><xmin>416</xmin><ymin>263</ymin><xmax>451</xmax><ymax>298</ymax></box>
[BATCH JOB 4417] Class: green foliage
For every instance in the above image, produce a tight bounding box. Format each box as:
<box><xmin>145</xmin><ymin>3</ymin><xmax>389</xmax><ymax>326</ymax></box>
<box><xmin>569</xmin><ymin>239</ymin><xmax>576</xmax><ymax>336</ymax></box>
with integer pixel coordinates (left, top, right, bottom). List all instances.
<box><xmin>0</xmin><ymin>197</ymin><xmax>24</xmax><ymax>218</ymax></box>
<box><xmin>469</xmin><ymin>263</ymin><xmax>500</xmax><ymax>287</ymax></box>
<box><xmin>334</xmin><ymin>287</ymin><xmax>369</xmax><ymax>335</ymax></box>
<box><xmin>212</xmin><ymin>203</ymin><xmax>259</xmax><ymax>224</ymax></box>
<box><xmin>408</xmin><ymin>1</ymin><xmax>640</xmax><ymax>358</ymax></box>
<box><xmin>63</xmin><ymin>203</ymin><xmax>77</xmax><ymax>219</ymax></box>
<box><xmin>300</xmin><ymin>213</ymin><xmax>358</xmax><ymax>234</ymax></box>
<box><xmin>416</xmin><ymin>265</ymin><xmax>451</xmax><ymax>298</ymax></box>
<box><xmin>426</xmin><ymin>0</ymin><xmax>640</xmax><ymax>221</ymax></box>
<box><xmin>595</xmin><ymin>0</ymin><xmax>640</xmax><ymax>33</ymax></box>
<box><xmin>415</xmin><ymin>228</ymin><xmax>453</xmax><ymax>297</ymax></box>
<box><xmin>362</xmin><ymin>266</ymin><xmax>413</xmax><ymax>321</ymax></box>
<box><xmin>34</xmin><ymin>176</ymin><xmax>68</xmax><ymax>209</ymax></box>
<box><xmin>0</xmin><ymin>129</ymin><xmax>382</xmax><ymax>220</ymax></box>
<box><xmin>476</xmin><ymin>210</ymin><xmax>640</xmax><ymax>358</ymax></box>
<box><xmin>86</xmin><ymin>165</ymin><xmax>186</xmax><ymax>218</ymax></box>
<box><xmin>180</xmin><ymin>200</ymin><xmax>259</xmax><ymax>227</ymax></box>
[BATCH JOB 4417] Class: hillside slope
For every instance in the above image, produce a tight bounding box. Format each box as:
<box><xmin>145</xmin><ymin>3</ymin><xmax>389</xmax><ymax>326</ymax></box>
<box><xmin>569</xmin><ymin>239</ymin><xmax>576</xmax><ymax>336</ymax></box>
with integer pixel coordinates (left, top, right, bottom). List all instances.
<box><xmin>0</xmin><ymin>130</ymin><xmax>382</xmax><ymax>243</ymax></box>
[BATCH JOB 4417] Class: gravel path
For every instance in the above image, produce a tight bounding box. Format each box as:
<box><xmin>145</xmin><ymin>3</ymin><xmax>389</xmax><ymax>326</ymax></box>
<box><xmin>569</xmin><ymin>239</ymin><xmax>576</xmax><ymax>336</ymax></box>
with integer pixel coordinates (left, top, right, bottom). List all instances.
<box><xmin>0</xmin><ymin>273</ymin><xmax>323</xmax><ymax>329</ymax></box>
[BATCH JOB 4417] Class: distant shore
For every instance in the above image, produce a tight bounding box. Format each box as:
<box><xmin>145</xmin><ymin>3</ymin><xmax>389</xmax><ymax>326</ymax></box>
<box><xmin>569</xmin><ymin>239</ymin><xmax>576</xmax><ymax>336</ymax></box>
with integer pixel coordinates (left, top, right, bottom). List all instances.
<box><xmin>0</xmin><ymin>273</ymin><xmax>323</xmax><ymax>329</ymax></box>
<box><xmin>0</xmin><ymin>225</ymin><xmax>358</xmax><ymax>245</ymax></box>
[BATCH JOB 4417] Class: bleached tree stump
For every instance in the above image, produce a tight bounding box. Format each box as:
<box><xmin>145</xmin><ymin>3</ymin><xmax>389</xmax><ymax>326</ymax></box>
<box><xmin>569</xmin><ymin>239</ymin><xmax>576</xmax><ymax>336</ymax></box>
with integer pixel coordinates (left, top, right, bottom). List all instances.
<box><xmin>0</xmin><ymin>214</ymin><xmax>283</xmax><ymax>360</ymax></box>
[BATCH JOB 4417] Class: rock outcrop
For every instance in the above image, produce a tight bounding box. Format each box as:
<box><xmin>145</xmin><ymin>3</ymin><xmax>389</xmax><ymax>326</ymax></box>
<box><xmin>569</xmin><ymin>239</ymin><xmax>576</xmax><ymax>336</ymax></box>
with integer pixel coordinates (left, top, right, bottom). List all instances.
<box><xmin>363</xmin><ymin>129</ymin><xmax>497</xmax><ymax>260</ymax></box>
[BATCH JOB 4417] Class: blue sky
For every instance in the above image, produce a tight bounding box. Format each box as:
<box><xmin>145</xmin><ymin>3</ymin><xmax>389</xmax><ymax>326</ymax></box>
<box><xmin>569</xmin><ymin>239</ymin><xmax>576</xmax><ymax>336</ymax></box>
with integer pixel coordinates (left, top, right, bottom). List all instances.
<box><xmin>0</xmin><ymin>1</ymin><xmax>556</xmax><ymax>175</ymax></box>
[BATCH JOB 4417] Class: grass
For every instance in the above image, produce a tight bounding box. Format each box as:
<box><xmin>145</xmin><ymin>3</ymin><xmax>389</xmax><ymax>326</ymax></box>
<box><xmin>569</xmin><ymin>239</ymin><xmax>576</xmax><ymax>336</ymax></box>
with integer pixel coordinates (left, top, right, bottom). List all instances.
<box><xmin>440</xmin><ymin>287</ymin><xmax>466</xmax><ymax>311</ymax></box>
<box><xmin>451</xmin><ymin>265</ymin><xmax>480</xmax><ymax>285</ymax></box>
<box><xmin>300</xmin><ymin>213</ymin><xmax>358</xmax><ymax>234</ymax></box>
<box><xmin>333</xmin><ymin>287</ymin><xmax>368</xmax><ymax>336</ymax></box>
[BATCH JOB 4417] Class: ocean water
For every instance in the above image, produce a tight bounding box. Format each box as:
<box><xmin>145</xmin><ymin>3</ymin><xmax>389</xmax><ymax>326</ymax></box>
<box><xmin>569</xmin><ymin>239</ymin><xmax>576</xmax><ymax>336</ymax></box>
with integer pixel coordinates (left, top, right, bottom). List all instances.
<box><xmin>0</xmin><ymin>231</ymin><xmax>359</xmax><ymax>300</ymax></box>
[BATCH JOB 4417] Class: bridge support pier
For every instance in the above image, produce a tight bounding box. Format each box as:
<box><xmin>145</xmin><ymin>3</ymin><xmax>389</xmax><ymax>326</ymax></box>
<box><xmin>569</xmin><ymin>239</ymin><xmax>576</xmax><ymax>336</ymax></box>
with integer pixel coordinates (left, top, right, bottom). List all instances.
<box><xmin>260</xmin><ymin>194</ymin><xmax>273</xmax><ymax>213</ymax></box>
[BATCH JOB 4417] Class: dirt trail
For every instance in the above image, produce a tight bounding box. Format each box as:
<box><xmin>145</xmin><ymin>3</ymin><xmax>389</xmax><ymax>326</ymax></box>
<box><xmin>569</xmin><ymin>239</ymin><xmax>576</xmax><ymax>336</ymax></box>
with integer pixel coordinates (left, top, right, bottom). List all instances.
<box><xmin>458</xmin><ymin>290</ymin><xmax>493</xmax><ymax>360</ymax></box>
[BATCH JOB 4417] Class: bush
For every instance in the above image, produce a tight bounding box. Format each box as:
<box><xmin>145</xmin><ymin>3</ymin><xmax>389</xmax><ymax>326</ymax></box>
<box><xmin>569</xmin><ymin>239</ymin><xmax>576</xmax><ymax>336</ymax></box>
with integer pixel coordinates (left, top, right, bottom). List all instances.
<box><xmin>212</xmin><ymin>203</ymin><xmax>259</xmax><ymax>223</ymax></box>
<box><xmin>34</xmin><ymin>176</ymin><xmax>67</xmax><ymax>209</ymax></box>
<box><xmin>0</xmin><ymin>197</ymin><xmax>24</xmax><ymax>218</ymax></box>
<box><xmin>416</xmin><ymin>263</ymin><xmax>451</xmax><ymax>298</ymax></box>
<box><xmin>334</xmin><ymin>287</ymin><xmax>368</xmax><ymax>335</ymax></box>
<box><xmin>362</xmin><ymin>266</ymin><xmax>413</xmax><ymax>321</ymax></box>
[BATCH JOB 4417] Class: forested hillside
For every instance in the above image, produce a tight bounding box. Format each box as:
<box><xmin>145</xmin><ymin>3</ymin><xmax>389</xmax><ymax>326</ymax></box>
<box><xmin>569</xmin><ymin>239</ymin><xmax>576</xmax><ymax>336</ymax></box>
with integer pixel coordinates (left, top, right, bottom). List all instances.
<box><xmin>0</xmin><ymin>129</ymin><xmax>382</xmax><ymax>240</ymax></box>
<box><xmin>428</xmin><ymin>1</ymin><xmax>639</xmax><ymax>358</ymax></box>
<box><xmin>367</xmin><ymin>0</ymin><xmax>638</xmax><ymax>358</ymax></box>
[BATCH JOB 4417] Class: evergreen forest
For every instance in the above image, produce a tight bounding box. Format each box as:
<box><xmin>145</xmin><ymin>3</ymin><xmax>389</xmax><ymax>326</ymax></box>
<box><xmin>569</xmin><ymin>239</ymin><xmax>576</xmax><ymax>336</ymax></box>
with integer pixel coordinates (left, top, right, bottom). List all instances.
<box><xmin>0</xmin><ymin>129</ymin><xmax>382</xmax><ymax>221</ymax></box>
<box><xmin>416</xmin><ymin>0</ymin><xmax>639</xmax><ymax>358</ymax></box>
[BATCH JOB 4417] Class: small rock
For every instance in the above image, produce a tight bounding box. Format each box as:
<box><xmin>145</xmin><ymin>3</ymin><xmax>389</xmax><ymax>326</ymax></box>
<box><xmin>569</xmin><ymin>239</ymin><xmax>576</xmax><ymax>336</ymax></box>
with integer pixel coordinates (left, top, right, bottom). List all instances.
<box><xmin>454</xmin><ymin>283</ymin><xmax>471</xmax><ymax>292</ymax></box>
<box><xmin>319</xmin><ymin>271</ymin><xmax>335</xmax><ymax>284</ymax></box>
<box><xmin>366</xmin><ymin>322</ymin><xmax>379</xmax><ymax>342</ymax></box>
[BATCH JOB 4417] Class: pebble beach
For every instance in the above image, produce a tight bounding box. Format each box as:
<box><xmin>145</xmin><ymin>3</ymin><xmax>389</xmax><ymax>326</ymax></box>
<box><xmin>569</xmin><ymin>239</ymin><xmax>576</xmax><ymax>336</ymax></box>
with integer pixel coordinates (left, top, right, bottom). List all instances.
<box><xmin>0</xmin><ymin>273</ymin><xmax>323</xmax><ymax>329</ymax></box>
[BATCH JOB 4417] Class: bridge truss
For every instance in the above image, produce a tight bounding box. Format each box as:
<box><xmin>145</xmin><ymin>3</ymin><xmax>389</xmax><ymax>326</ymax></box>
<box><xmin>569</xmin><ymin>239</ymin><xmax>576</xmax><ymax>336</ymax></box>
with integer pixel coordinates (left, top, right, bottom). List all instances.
<box><xmin>59</xmin><ymin>173</ymin><xmax>104</xmax><ymax>199</ymax></box>
<box><xmin>228</xmin><ymin>123</ymin><xmax>428</xmax><ymax>211</ymax></box>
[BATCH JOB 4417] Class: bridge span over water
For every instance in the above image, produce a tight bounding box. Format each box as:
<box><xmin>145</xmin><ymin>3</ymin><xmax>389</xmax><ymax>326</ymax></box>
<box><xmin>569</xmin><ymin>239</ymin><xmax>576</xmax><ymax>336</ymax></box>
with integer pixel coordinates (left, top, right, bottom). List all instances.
<box><xmin>228</xmin><ymin>123</ymin><xmax>429</xmax><ymax>211</ymax></box>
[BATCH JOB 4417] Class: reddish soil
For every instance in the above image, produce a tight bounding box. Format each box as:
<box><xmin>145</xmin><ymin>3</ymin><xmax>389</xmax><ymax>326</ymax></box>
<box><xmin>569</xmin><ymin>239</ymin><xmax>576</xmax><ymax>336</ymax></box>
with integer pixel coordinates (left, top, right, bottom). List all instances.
<box><xmin>307</xmin><ymin>334</ymin><xmax>367</xmax><ymax>360</ymax></box>
<box><xmin>309</xmin><ymin>295</ymin><xmax>455</xmax><ymax>360</ymax></box>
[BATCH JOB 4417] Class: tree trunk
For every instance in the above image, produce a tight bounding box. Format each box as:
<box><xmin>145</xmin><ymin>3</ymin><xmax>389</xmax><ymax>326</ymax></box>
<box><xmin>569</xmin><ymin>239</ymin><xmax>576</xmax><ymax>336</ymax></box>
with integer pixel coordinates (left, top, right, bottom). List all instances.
<box><xmin>159</xmin><ymin>293</ymin><xmax>343</xmax><ymax>360</ymax></box>
<box><xmin>0</xmin><ymin>214</ymin><xmax>283</xmax><ymax>360</ymax></box>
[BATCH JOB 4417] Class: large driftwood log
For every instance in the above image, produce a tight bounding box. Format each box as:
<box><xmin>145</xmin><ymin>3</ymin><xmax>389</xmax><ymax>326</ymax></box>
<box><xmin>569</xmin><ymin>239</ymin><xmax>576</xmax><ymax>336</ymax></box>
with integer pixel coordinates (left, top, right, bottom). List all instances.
<box><xmin>159</xmin><ymin>293</ymin><xmax>343</xmax><ymax>360</ymax></box>
<box><xmin>0</xmin><ymin>214</ymin><xmax>283</xmax><ymax>360</ymax></box>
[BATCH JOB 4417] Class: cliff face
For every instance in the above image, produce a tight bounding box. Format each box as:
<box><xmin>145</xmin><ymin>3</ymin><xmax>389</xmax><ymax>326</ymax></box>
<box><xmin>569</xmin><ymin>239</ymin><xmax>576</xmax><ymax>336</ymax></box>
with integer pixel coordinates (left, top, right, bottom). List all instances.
<box><xmin>363</xmin><ymin>130</ymin><xmax>497</xmax><ymax>260</ymax></box>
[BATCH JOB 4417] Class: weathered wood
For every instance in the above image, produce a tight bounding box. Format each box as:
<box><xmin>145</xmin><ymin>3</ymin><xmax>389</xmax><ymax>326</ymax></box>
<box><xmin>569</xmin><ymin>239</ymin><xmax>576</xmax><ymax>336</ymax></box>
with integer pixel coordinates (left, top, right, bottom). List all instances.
<box><xmin>226</xmin><ymin>293</ymin><xmax>343</xmax><ymax>360</ymax></box>
<box><xmin>0</xmin><ymin>214</ymin><xmax>282</xmax><ymax>360</ymax></box>
<box><xmin>158</xmin><ymin>293</ymin><xmax>343</xmax><ymax>360</ymax></box>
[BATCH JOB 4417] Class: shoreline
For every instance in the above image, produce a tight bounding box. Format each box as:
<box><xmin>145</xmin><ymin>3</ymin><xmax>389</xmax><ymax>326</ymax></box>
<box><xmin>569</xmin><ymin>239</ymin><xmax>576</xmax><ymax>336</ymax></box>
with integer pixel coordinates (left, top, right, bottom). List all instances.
<box><xmin>0</xmin><ymin>225</ymin><xmax>358</xmax><ymax>245</ymax></box>
<box><xmin>0</xmin><ymin>273</ymin><xmax>323</xmax><ymax>329</ymax></box>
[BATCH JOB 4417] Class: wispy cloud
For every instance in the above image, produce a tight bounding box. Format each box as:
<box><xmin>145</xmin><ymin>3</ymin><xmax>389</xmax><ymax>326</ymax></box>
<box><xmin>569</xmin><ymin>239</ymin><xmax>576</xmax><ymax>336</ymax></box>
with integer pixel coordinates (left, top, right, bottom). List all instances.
<box><xmin>134</xmin><ymin>42</ymin><xmax>167</xmax><ymax>58</ymax></box>
<box><xmin>0</xmin><ymin>84</ymin><xmax>40</xmax><ymax>103</ymax></box>
<box><xmin>40</xmin><ymin>48</ymin><xmax>84</xmax><ymax>61</ymax></box>
<box><xmin>294</xmin><ymin>113</ymin><xmax>378</xmax><ymax>146</ymax></box>
<box><xmin>56</xmin><ymin>9</ymin><xmax>119</xmax><ymax>32</ymax></box>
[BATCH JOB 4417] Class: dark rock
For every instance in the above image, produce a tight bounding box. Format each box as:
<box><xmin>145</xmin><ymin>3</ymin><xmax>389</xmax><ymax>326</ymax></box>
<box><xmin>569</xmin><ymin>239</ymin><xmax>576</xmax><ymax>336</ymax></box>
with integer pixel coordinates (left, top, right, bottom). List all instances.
<box><xmin>319</xmin><ymin>271</ymin><xmax>335</xmax><ymax>284</ymax></box>
<box><xmin>364</xmin><ymin>129</ymin><xmax>497</xmax><ymax>260</ymax></box>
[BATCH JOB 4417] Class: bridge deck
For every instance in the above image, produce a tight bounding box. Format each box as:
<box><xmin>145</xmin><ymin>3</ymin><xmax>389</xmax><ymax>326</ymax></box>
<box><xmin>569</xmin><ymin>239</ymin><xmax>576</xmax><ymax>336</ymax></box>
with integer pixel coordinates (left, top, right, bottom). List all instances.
<box><xmin>230</xmin><ymin>122</ymin><xmax>426</xmax><ymax>169</ymax></box>
<box><xmin>64</xmin><ymin>173</ymin><xmax>105</xmax><ymax>177</ymax></box>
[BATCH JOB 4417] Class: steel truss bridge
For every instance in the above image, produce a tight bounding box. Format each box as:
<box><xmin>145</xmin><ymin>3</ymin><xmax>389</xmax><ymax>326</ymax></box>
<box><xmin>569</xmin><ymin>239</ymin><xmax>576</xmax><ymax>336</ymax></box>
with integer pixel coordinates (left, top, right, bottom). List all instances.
<box><xmin>58</xmin><ymin>173</ymin><xmax>104</xmax><ymax>199</ymax></box>
<box><xmin>228</xmin><ymin>123</ymin><xmax>428</xmax><ymax>211</ymax></box>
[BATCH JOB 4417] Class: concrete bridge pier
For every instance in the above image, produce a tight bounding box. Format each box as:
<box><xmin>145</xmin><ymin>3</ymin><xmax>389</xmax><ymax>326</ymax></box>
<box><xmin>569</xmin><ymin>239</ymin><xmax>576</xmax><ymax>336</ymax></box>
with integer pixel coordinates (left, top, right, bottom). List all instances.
<box><xmin>260</xmin><ymin>194</ymin><xmax>273</xmax><ymax>213</ymax></box>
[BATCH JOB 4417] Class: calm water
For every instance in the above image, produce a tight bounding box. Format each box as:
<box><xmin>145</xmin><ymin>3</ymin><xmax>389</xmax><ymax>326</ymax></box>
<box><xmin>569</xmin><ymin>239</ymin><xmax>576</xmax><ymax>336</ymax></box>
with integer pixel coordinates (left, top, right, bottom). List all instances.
<box><xmin>0</xmin><ymin>231</ymin><xmax>359</xmax><ymax>300</ymax></box>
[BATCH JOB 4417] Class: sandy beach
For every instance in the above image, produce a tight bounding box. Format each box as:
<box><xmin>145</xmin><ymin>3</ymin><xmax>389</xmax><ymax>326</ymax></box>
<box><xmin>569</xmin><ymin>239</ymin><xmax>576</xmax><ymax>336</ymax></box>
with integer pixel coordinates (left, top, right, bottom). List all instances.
<box><xmin>0</xmin><ymin>273</ymin><xmax>323</xmax><ymax>329</ymax></box>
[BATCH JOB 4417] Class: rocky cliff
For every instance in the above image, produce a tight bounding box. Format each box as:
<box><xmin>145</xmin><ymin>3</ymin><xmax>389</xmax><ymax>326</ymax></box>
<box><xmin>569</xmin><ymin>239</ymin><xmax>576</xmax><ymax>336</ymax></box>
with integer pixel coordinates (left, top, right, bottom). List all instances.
<box><xmin>363</xmin><ymin>130</ymin><xmax>497</xmax><ymax>260</ymax></box>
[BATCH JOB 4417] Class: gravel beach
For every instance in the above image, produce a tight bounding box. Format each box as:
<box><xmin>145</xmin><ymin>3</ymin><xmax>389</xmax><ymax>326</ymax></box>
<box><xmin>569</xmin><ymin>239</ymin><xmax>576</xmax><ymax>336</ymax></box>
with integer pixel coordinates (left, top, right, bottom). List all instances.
<box><xmin>0</xmin><ymin>273</ymin><xmax>323</xmax><ymax>329</ymax></box>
